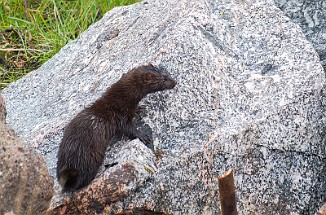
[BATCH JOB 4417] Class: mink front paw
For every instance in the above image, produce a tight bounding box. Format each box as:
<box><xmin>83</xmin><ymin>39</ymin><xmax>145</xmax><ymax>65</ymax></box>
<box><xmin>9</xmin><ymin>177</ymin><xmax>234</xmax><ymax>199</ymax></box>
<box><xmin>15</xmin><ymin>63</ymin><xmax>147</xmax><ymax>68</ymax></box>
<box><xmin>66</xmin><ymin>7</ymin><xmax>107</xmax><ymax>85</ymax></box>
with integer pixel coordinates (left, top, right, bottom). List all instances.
<box><xmin>136</xmin><ymin>132</ymin><xmax>151</xmax><ymax>145</ymax></box>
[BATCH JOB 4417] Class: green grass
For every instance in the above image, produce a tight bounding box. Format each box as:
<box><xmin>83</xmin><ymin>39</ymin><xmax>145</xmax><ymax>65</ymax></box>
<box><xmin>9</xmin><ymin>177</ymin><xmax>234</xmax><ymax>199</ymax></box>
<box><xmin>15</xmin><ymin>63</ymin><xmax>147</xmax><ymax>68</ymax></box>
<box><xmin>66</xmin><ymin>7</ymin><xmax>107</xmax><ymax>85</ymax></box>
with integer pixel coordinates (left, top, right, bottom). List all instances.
<box><xmin>0</xmin><ymin>0</ymin><xmax>140</xmax><ymax>89</ymax></box>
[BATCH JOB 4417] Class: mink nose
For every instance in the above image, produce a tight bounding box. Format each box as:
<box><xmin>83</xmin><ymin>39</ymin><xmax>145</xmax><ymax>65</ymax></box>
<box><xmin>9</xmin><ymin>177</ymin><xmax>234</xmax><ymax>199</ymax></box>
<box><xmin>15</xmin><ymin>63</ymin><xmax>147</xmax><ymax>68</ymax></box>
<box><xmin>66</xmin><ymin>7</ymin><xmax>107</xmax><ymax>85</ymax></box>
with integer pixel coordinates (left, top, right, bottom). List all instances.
<box><xmin>171</xmin><ymin>79</ymin><xmax>177</xmax><ymax>88</ymax></box>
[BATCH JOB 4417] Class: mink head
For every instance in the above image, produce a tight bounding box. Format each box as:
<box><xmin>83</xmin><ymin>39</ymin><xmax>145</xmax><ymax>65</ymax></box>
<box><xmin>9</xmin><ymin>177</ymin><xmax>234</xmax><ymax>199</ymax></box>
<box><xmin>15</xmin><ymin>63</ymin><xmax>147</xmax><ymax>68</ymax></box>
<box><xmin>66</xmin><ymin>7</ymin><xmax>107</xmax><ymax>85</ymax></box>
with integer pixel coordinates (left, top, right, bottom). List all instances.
<box><xmin>125</xmin><ymin>64</ymin><xmax>177</xmax><ymax>94</ymax></box>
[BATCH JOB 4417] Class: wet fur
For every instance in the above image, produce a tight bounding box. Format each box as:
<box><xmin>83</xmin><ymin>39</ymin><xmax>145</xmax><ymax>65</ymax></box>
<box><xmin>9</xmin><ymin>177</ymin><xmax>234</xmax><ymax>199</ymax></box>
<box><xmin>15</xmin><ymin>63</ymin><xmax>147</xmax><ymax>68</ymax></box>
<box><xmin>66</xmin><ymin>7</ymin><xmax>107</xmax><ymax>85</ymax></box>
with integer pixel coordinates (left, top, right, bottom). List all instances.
<box><xmin>56</xmin><ymin>64</ymin><xmax>176</xmax><ymax>191</ymax></box>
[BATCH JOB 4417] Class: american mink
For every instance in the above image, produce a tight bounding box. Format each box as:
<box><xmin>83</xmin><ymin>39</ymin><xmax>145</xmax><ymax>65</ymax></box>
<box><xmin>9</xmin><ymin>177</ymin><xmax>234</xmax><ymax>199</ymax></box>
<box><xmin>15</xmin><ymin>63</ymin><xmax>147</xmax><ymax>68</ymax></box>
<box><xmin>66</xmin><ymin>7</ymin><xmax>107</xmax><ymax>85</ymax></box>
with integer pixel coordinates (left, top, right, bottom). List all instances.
<box><xmin>56</xmin><ymin>64</ymin><xmax>176</xmax><ymax>191</ymax></box>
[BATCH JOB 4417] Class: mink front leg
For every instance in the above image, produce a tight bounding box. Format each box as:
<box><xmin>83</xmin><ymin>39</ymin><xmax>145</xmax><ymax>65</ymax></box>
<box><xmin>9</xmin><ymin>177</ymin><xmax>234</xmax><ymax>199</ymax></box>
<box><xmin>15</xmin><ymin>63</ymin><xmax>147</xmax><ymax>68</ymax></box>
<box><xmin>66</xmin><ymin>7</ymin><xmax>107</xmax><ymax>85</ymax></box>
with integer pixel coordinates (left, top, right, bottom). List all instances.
<box><xmin>135</xmin><ymin>105</ymin><xmax>146</xmax><ymax>117</ymax></box>
<box><xmin>122</xmin><ymin>122</ymin><xmax>151</xmax><ymax>145</ymax></box>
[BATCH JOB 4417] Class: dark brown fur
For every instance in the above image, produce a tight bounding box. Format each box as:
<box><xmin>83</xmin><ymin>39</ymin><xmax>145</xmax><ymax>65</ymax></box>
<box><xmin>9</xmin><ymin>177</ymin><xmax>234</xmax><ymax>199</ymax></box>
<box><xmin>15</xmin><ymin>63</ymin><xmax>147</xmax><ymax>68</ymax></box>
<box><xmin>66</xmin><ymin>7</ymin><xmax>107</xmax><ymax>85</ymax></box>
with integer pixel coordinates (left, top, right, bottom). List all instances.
<box><xmin>56</xmin><ymin>64</ymin><xmax>176</xmax><ymax>191</ymax></box>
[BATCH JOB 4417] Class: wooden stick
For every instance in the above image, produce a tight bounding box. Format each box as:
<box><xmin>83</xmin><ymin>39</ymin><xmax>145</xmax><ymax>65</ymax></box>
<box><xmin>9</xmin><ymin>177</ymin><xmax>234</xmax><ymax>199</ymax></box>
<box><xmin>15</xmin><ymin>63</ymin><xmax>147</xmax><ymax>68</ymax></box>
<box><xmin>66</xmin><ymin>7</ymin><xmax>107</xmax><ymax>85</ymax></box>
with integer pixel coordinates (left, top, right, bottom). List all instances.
<box><xmin>218</xmin><ymin>169</ymin><xmax>238</xmax><ymax>215</ymax></box>
<box><xmin>317</xmin><ymin>201</ymin><xmax>326</xmax><ymax>215</ymax></box>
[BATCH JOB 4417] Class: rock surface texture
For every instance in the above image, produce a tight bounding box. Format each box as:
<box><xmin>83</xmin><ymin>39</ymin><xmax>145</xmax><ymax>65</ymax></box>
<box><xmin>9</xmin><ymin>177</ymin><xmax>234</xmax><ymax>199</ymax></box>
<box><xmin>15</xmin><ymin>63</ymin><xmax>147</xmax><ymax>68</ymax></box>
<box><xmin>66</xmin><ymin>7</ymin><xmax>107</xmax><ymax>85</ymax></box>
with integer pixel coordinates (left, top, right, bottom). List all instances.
<box><xmin>1</xmin><ymin>0</ymin><xmax>325</xmax><ymax>214</ymax></box>
<box><xmin>273</xmin><ymin>0</ymin><xmax>326</xmax><ymax>72</ymax></box>
<box><xmin>0</xmin><ymin>95</ymin><xmax>54</xmax><ymax>215</ymax></box>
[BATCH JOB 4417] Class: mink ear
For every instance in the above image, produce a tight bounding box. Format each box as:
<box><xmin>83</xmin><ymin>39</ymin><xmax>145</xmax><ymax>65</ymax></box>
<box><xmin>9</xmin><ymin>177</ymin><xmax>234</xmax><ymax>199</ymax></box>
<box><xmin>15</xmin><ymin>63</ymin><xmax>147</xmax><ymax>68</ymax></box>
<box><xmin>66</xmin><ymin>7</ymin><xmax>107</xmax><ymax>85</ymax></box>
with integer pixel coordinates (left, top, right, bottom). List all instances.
<box><xmin>142</xmin><ymin>73</ymin><xmax>153</xmax><ymax>83</ymax></box>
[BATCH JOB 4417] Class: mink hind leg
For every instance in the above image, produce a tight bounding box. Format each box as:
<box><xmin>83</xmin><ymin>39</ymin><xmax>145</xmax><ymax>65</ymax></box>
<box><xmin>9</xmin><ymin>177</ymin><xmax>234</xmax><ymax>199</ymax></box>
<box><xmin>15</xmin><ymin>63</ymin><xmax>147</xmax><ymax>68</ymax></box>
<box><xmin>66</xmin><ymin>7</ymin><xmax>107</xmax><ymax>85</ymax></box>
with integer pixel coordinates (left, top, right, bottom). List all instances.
<box><xmin>58</xmin><ymin>168</ymin><xmax>78</xmax><ymax>191</ymax></box>
<box><xmin>74</xmin><ymin>153</ymin><xmax>105</xmax><ymax>190</ymax></box>
<box><xmin>57</xmin><ymin>152</ymin><xmax>104</xmax><ymax>191</ymax></box>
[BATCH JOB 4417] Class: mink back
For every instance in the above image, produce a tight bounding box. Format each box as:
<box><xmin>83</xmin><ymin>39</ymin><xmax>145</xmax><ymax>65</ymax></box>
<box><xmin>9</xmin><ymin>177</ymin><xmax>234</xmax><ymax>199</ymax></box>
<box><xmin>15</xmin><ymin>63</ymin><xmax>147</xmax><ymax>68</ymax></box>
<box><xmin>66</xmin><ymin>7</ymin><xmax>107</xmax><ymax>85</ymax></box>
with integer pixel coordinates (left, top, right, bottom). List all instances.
<box><xmin>57</xmin><ymin>110</ymin><xmax>117</xmax><ymax>190</ymax></box>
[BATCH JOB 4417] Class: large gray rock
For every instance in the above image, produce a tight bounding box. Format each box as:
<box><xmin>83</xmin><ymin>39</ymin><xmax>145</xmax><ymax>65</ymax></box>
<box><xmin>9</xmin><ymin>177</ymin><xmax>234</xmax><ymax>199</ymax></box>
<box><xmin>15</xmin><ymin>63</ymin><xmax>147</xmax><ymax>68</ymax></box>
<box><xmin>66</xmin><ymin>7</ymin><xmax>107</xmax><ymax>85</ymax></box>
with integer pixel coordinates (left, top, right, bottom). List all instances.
<box><xmin>1</xmin><ymin>0</ymin><xmax>325</xmax><ymax>214</ymax></box>
<box><xmin>273</xmin><ymin>0</ymin><xmax>326</xmax><ymax>72</ymax></box>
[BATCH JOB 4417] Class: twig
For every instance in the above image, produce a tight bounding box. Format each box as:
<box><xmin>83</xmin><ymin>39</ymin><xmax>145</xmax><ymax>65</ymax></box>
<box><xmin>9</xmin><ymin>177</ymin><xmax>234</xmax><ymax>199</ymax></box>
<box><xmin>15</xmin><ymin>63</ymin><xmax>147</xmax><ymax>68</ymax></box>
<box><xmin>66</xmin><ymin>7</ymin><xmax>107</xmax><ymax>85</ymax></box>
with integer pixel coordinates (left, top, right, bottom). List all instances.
<box><xmin>0</xmin><ymin>48</ymin><xmax>43</xmax><ymax>52</ymax></box>
<box><xmin>218</xmin><ymin>169</ymin><xmax>238</xmax><ymax>215</ymax></box>
<box><xmin>24</xmin><ymin>0</ymin><xmax>29</xmax><ymax>20</ymax></box>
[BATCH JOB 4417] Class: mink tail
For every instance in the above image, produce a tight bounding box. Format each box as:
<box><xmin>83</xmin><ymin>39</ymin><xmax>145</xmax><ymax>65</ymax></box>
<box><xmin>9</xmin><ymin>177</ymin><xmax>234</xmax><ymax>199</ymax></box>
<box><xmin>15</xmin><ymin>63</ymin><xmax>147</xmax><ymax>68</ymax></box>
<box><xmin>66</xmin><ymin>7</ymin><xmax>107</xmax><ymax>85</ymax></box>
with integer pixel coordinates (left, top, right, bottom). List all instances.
<box><xmin>58</xmin><ymin>168</ymin><xmax>78</xmax><ymax>191</ymax></box>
